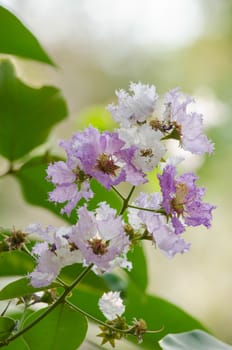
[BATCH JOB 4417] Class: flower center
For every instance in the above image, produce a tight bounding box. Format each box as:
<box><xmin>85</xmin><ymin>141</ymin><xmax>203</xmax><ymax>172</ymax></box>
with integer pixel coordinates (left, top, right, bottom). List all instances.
<box><xmin>95</xmin><ymin>153</ymin><xmax>120</xmax><ymax>176</ymax></box>
<box><xmin>140</xmin><ymin>148</ymin><xmax>153</xmax><ymax>158</ymax></box>
<box><xmin>73</xmin><ymin>166</ymin><xmax>90</xmax><ymax>183</ymax></box>
<box><xmin>87</xmin><ymin>234</ymin><xmax>109</xmax><ymax>255</ymax></box>
<box><xmin>171</xmin><ymin>182</ymin><xmax>189</xmax><ymax>214</ymax></box>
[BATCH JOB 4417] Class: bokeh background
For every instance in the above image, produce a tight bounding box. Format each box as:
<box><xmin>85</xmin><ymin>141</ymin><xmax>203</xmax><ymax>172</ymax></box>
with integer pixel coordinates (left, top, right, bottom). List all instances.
<box><xmin>0</xmin><ymin>0</ymin><xmax>231</xmax><ymax>345</ymax></box>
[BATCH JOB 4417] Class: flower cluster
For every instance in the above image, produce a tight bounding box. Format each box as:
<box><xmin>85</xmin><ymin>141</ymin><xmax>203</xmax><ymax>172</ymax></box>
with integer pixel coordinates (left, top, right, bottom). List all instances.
<box><xmin>27</xmin><ymin>82</ymin><xmax>215</xmax><ymax>288</ymax></box>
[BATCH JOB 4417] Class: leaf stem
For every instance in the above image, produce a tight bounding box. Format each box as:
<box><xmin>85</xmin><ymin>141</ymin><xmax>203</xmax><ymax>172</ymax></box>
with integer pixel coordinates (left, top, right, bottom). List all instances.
<box><xmin>0</xmin><ymin>264</ymin><xmax>93</xmax><ymax>348</ymax></box>
<box><xmin>128</xmin><ymin>204</ymin><xmax>166</xmax><ymax>215</ymax></box>
<box><xmin>65</xmin><ymin>300</ymin><xmax>130</xmax><ymax>335</ymax></box>
<box><xmin>112</xmin><ymin>186</ymin><xmax>125</xmax><ymax>201</ymax></box>
<box><xmin>119</xmin><ymin>186</ymin><xmax>135</xmax><ymax>216</ymax></box>
<box><xmin>0</xmin><ymin>301</ymin><xmax>11</xmax><ymax>317</ymax></box>
<box><xmin>66</xmin><ymin>300</ymin><xmax>164</xmax><ymax>335</ymax></box>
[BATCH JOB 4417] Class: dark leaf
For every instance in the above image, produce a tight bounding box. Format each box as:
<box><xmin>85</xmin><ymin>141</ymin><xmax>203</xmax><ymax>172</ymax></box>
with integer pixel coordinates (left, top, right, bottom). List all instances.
<box><xmin>23</xmin><ymin>303</ymin><xmax>88</xmax><ymax>350</ymax></box>
<box><xmin>0</xmin><ymin>316</ymin><xmax>15</xmax><ymax>341</ymax></box>
<box><xmin>0</xmin><ymin>251</ymin><xmax>34</xmax><ymax>276</ymax></box>
<box><xmin>124</xmin><ymin>280</ymin><xmax>206</xmax><ymax>349</ymax></box>
<box><xmin>0</xmin><ymin>6</ymin><xmax>54</xmax><ymax>65</ymax></box>
<box><xmin>0</xmin><ymin>60</ymin><xmax>67</xmax><ymax>161</ymax></box>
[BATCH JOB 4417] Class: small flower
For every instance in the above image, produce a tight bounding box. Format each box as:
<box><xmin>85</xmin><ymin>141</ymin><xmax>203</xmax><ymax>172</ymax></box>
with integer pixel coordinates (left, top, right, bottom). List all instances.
<box><xmin>150</xmin><ymin>88</ymin><xmax>214</xmax><ymax>155</ymax></box>
<box><xmin>164</xmin><ymin>88</ymin><xmax>214</xmax><ymax>154</ymax></box>
<box><xmin>46</xmin><ymin>160</ymin><xmax>93</xmax><ymax>216</ymax></box>
<box><xmin>27</xmin><ymin>224</ymin><xmax>82</xmax><ymax>287</ymax></box>
<box><xmin>158</xmin><ymin>165</ymin><xmax>216</xmax><ymax>234</ymax></box>
<box><xmin>69</xmin><ymin>126</ymin><xmax>146</xmax><ymax>188</ymax></box>
<box><xmin>98</xmin><ymin>291</ymin><xmax>125</xmax><ymax>321</ymax></box>
<box><xmin>69</xmin><ymin>203</ymin><xmax>130</xmax><ymax>271</ymax></box>
<box><xmin>118</xmin><ymin>123</ymin><xmax>166</xmax><ymax>172</ymax></box>
<box><xmin>128</xmin><ymin>193</ymin><xmax>190</xmax><ymax>257</ymax></box>
<box><xmin>107</xmin><ymin>82</ymin><xmax>158</xmax><ymax>127</ymax></box>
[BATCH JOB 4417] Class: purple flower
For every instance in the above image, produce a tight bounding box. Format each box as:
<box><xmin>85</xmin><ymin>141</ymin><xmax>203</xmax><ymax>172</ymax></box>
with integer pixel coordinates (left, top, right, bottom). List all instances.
<box><xmin>68</xmin><ymin>126</ymin><xmax>146</xmax><ymax>188</ymax></box>
<box><xmin>159</xmin><ymin>88</ymin><xmax>214</xmax><ymax>155</ymax></box>
<box><xmin>46</xmin><ymin>160</ymin><xmax>93</xmax><ymax>216</ymax></box>
<box><xmin>128</xmin><ymin>193</ymin><xmax>190</xmax><ymax>257</ymax></box>
<box><xmin>69</xmin><ymin>203</ymin><xmax>130</xmax><ymax>272</ymax></box>
<box><xmin>26</xmin><ymin>224</ymin><xmax>83</xmax><ymax>287</ymax></box>
<box><xmin>158</xmin><ymin>165</ymin><xmax>216</xmax><ymax>234</ymax></box>
<box><xmin>107</xmin><ymin>82</ymin><xmax>158</xmax><ymax>127</ymax></box>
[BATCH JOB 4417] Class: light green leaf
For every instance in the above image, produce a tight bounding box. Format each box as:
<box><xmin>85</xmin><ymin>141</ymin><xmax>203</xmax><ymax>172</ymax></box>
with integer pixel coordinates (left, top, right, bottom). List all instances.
<box><xmin>0</xmin><ymin>60</ymin><xmax>68</xmax><ymax>161</ymax></box>
<box><xmin>0</xmin><ymin>6</ymin><xmax>54</xmax><ymax>65</ymax></box>
<box><xmin>159</xmin><ymin>330</ymin><xmax>232</xmax><ymax>350</ymax></box>
<box><xmin>88</xmin><ymin>179</ymin><xmax>122</xmax><ymax>213</ymax></box>
<box><xmin>60</xmin><ymin>264</ymin><xmax>107</xmax><ymax>293</ymax></box>
<box><xmin>2</xmin><ymin>337</ymin><xmax>28</xmax><ymax>350</ymax></box>
<box><xmin>0</xmin><ymin>316</ymin><xmax>15</xmax><ymax>341</ymax></box>
<box><xmin>0</xmin><ymin>251</ymin><xmax>34</xmax><ymax>276</ymax></box>
<box><xmin>23</xmin><ymin>303</ymin><xmax>88</xmax><ymax>350</ymax></box>
<box><xmin>0</xmin><ymin>277</ymin><xmax>60</xmax><ymax>301</ymax></box>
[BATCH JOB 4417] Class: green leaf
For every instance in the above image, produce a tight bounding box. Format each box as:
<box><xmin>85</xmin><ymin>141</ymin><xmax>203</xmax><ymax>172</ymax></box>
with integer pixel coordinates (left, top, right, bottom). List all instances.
<box><xmin>103</xmin><ymin>273</ymin><xmax>127</xmax><ymax>295</ymax></box>
<box><xmin>0</xmin><ymin>251</ymin><xmax>34</xmax><ymax>276</ymax></box>
<box><xmin>2</xmin><ymin>338</ymin><xmax>28</xmax><ymax>350</ymax></box>
<box><xmin>0</xmin><ymin>316</ymin><xmax>15</xmax><ymax>341</ymax></box>
<box><xmin>60</xmin><ymin>268</ymin><xmax>110</xmax><ymax>325</ymax></box>
<box><xmin>124</xmin><ymin>281</ymin><xmax>206</xmax><ymax>350</ymax></box>
<box><xmin>60</xmin><ymin>264</ymin><xmax>107</xmax><ymax>293</ymax></box>
<box><xmin>0</xmin><ymin>6</ymin><xmax>54</xmax><ymax>65</ymax></box>
<box><xmin>0</xmin><ymin>277</ymin><xmax>60</xmax><ymax>301</ymax></box>
<box><xmin>88</xmin><ymin>179</ymin><xmax>122</xmax><ymax>213</ymax></box>
<box><xmin>126</xmin><ymin>244</ymin><xmax>148</xmax><ymax>292</ymax></box>
<box><xmin>159</xmin><ymin>330</ymin><xmax>232</xmax><ymax>350</ymax></box>
<box><xmin>0</xmin><ymin>60</ymin><xmax>68</xmax><ymax>161</ymax></box>
<box><xmin>23</xmin><ymin>303</ymin><xmax>88</xmax><ymax>350</ymax></box>
<box><xmin>68</xmin><ymin>287</ymin><xmax>105</xmax><ymax>323</ymax></box>
<box><xmin>15</xmin><ymin>156</ymin><xmax>76</xmax><ymax>224</ymax></box>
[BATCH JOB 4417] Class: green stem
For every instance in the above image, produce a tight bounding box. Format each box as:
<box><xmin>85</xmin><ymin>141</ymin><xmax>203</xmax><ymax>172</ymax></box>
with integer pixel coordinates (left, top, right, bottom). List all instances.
<box><xmin>0</xmin><ymin>264</ymin><xmax>93</xmax><ymax>348</ymax></box>
<box><xmin>66</xmin><ymin>300</ymin><xmax>163</xmax><ymax>335</ymax></box>
<box><xmin>112</xmin><ymin>186</ymin><xmax>125</xmax><ymax>201</ymax></box>
<box><xmin>65</xmin><ymin>300</ymin><xmax>129</xmax><ymax>335</ymax></box>
<box><xmin>0</xmin><ymin>301</ymin><xmax>11</xmax><ymax>317</ymax></box>
<box><xmin>119</xmin><ymin>186</ymin><xmax>135</xmax><ymax>215</ymax></box>
<box><xmin>128</xmin><ymin>204</ymin><xmax>166</xmax><ymax>215</ymax></box>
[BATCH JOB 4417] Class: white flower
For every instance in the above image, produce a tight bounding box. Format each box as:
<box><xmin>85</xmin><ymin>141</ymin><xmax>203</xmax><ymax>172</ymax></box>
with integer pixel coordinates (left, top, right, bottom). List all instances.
<box><xmin>118</xmin><ymin>124</ymin><xmax>166</xmax><ymax>172</ymax></box>
<box><xmin>107</xmin><ymin>82</ymin><xmax>158</xmax><ymax>127</ymax></box>
<box><xmin>98</xmin><ymin>291</ymin><xmax>125</xmax><ymax>320</ymax></box>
